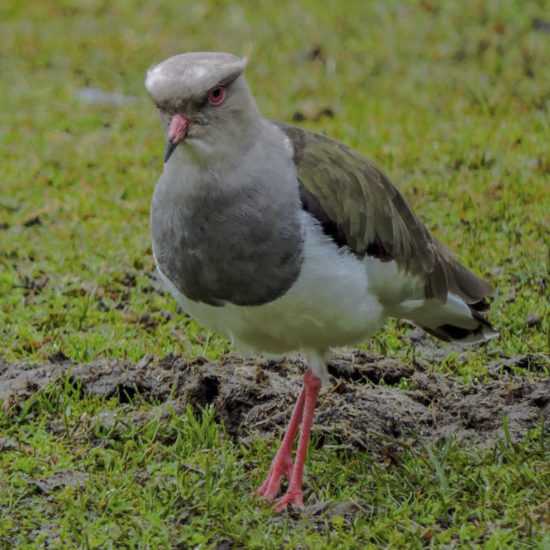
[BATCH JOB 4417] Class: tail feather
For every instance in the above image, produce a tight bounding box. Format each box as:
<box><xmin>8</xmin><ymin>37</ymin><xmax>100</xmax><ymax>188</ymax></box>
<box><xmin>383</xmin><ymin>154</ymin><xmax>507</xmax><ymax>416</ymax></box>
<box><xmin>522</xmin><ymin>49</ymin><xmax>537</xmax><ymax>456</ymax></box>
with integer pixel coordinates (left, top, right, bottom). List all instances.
<box><xmin>402</xmin><ymin>293</ymin><xmax>497</xmax><ymax>344</ymax></box>
<box><xmin>421</xmin><ymin>310</ymin><xmax>497</xmax><ymax>343</ymax></box>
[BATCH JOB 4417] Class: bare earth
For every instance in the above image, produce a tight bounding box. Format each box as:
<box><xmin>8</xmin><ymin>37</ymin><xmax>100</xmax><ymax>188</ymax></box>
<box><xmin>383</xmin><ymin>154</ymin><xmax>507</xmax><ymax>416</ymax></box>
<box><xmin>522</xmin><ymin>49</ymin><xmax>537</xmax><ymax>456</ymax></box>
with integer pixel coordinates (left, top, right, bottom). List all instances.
<box><xmin>2</xmin><ymin>350</ymin><xmax>548</xmax><ymax>456</ymax></box>
<box><xmin>1</xmin><ymin>349</ymin><xmax>549</xmax><ymax>521</ymax></box>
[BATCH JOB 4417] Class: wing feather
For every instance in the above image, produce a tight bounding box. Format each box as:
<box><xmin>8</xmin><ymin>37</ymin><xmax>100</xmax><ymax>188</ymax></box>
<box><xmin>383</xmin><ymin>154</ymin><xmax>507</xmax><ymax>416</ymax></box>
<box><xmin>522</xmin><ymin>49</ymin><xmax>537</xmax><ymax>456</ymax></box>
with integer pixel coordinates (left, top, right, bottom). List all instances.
<box><xmin>274</xmin><ymin>121</ymin><xmax>492</xmax><ymax>304</ymax></box>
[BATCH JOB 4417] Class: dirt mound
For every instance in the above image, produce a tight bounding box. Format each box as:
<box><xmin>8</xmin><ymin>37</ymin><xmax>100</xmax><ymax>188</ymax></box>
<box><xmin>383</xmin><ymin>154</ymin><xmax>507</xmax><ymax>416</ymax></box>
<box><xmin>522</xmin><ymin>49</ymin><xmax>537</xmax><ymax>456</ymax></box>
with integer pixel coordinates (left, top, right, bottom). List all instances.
<box><xmin>1</xmin><ymin>350</ymin><xmax>549</xmax><ymax>457</ymax></box>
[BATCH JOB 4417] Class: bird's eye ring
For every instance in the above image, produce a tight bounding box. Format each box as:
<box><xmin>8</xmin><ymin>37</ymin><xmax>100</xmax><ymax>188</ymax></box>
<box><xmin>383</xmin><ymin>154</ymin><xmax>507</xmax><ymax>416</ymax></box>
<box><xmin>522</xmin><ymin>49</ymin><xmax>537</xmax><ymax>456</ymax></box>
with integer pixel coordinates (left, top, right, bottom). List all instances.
<box><xmin>208</xmin><ymin>85</ymin><xmax>226</xmax><ymax>106</ymax></box>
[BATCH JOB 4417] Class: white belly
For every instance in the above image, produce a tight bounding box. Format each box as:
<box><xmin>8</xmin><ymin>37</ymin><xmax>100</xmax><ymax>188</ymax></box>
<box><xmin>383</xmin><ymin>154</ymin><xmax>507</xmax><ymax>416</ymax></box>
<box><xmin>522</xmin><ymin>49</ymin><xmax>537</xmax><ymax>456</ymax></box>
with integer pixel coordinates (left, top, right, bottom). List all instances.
<box><xmin>156</xmin><ymin>214</ymin><xmax>387</xmax><ymax>356</ymax></box>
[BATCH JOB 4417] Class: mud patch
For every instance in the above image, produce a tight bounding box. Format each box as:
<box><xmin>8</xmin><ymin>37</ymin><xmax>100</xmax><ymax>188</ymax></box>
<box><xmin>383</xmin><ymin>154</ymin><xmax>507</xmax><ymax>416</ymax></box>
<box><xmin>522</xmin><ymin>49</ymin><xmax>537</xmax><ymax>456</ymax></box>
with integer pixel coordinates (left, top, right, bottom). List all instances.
<box><xmin>1</xmin><ymin>350</ymin><xmax>548</xmax><ymax>457</ymax></box>
<box><xmin>30</xmin><ymin>469</ymin><xmax>90</xmax><ymax>493</ymax></box>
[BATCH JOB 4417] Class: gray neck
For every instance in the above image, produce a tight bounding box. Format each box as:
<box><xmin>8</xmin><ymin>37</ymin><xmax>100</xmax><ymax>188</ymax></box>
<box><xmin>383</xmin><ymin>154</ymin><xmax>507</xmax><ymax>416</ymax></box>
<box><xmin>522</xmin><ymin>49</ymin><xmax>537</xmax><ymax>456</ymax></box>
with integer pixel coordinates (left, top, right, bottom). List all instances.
<box><xmin>151</xmin><ymin>121</ymin><xmax>305</xmax><ymax>306</ymax></box>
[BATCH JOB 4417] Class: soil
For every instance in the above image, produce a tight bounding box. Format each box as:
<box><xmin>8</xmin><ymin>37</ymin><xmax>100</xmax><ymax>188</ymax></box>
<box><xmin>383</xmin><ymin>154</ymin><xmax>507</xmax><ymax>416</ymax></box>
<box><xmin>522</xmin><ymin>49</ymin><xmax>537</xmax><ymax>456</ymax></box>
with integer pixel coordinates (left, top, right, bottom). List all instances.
<box><xmin>1</xmin><ymin>349</ymin><xmax>549</xmax><ymax>460</ymax></box>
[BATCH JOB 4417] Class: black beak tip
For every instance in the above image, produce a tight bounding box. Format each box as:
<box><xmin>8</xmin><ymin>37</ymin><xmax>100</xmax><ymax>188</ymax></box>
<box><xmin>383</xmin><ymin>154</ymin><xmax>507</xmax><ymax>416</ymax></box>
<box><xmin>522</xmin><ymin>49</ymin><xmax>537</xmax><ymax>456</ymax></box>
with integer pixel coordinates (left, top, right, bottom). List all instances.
<box><xmin>164</xmin><ymin>140</ymin><xmax>179</xmax><ymax>163</ymax></box>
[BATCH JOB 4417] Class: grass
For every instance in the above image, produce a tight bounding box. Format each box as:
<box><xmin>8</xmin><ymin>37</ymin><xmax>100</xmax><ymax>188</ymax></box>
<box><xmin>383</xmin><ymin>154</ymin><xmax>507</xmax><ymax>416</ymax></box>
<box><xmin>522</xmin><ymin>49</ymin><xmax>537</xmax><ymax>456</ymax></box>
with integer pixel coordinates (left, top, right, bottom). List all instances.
<box><xmin>0</xmin><ymin>0</ymin><xmax>549</xmax><ymax>547</ymax></box>
<box><xmin>1</xmin><ymin>388</ymin><xmax>549</xmax><ymax>548</ymax></box>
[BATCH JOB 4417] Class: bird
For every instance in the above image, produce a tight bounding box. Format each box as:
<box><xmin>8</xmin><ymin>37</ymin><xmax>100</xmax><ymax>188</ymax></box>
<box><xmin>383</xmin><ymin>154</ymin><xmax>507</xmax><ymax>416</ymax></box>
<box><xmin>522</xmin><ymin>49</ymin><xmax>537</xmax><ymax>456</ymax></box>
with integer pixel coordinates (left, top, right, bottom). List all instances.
<box><xmin>145</xmin><ymin>52</ymin><xmax>496</xmax><ymax>511</ymax></box>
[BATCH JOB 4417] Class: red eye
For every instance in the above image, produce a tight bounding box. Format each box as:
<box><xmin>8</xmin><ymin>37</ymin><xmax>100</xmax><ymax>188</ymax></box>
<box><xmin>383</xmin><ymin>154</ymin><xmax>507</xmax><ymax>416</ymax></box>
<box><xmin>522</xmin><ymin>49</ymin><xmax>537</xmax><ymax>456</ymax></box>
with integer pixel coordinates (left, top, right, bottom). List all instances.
<box><xmin>208</xmin><ymin>85</ymin><xmax>226</xmax><ymax>106</ymax></box>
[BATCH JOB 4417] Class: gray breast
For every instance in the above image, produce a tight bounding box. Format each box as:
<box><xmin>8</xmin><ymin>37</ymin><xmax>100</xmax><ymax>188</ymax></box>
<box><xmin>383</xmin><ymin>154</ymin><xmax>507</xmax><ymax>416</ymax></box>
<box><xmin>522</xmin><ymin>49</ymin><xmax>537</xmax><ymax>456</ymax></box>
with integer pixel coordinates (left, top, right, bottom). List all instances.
<box><xmin>151</xmin><ymin>178</ymin><xmax>305</xmax><ymax>307</ymax></box>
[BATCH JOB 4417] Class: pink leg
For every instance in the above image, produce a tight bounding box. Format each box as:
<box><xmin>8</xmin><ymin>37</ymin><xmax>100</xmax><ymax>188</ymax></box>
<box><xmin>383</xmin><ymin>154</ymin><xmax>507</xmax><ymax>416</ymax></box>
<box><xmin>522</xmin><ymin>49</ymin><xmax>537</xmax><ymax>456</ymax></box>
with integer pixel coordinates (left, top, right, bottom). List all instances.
<box><xmin>274</xmin><ymin>369</ymin><xmax>321</xmax><ymax>511</ymax></box>
<box><xmin>257</xmin><ymin>381</ymin><xmax>307</xmax><ymax>500</ymax></box>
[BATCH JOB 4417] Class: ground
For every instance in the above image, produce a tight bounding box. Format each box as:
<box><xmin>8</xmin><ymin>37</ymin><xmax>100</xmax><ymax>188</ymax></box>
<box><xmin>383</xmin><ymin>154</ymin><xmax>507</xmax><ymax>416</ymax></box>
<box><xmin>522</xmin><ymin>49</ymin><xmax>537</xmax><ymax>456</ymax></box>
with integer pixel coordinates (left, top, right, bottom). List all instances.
<box><xmin>1</xmin><ymin>349</ymin><xmax>549</xmax><ymax>547</ymax></box>
<box><xmin>1</xmin><ymin>0</ymin><xmax>549</xmax><ymax>548</ymax></box>
<box><xmin>2</xmin><ymin>351</ymin><xmax>550</xmax><ymax>456</ymax></box>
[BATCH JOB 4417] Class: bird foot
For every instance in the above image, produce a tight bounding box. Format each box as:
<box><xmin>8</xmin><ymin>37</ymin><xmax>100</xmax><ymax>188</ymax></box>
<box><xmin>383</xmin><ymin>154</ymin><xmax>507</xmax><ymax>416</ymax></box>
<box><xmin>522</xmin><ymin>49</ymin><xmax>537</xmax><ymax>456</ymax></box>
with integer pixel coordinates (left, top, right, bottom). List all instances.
<box><xmin>257</xmin><ymin>368</ymin><xmax>321</xmax><ymax>512</ymax></box>
<box><xmin>274</xmin><ymin>488</ymin><xmax>305</xmax><ymax>512</ymax></box>
<box><xmin>257</xmin><ymin>454</ymin><xmax>293</xmax><ymax>501</ymax></box>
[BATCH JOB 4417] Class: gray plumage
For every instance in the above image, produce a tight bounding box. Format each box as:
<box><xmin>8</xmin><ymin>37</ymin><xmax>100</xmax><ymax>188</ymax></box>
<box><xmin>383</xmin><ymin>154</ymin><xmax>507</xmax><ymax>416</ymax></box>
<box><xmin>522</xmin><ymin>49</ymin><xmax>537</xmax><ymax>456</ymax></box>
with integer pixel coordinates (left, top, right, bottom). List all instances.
<box><xmin>148</xmin><ymin>53</ymin><xmax>305</xmax><ymax>306</ymax></box>
<box><xmin>150</xmin><ymin>159</ymin><xmax>304</xmax><ymax>306</ymax></box>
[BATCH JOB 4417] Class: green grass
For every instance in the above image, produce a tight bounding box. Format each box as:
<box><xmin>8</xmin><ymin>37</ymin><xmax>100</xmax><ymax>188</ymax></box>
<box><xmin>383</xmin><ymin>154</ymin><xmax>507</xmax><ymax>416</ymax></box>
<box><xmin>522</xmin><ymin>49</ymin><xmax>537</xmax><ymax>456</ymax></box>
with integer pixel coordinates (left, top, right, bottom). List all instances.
<box><xmin>1</xmin><ymin>386</ymin><xmax>549</xmax><ymax>548</ymax></box>
<box><xmin>1</xmin><ymin>0</ymin><xmax>549</xmax><ymax>547</ymax></box>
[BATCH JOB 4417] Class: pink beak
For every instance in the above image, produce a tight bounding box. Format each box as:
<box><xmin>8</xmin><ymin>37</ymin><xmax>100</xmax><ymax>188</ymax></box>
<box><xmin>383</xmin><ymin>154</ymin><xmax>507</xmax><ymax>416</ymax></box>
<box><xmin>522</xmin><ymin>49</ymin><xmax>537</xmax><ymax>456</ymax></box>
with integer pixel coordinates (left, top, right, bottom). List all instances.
<box><xmin>164</xmin><ymin>114</ymin><xmax>192</xmax><ymax>163</ymax></box>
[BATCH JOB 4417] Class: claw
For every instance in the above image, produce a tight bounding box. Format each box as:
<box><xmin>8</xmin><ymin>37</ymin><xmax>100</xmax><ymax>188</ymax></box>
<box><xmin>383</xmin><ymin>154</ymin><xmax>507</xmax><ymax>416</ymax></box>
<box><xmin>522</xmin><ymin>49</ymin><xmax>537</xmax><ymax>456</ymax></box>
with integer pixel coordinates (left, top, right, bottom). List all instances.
<box><xmin>274</xmin><ymin>489</ymin><xmax>305</xmax><ymax>511</ymax></box>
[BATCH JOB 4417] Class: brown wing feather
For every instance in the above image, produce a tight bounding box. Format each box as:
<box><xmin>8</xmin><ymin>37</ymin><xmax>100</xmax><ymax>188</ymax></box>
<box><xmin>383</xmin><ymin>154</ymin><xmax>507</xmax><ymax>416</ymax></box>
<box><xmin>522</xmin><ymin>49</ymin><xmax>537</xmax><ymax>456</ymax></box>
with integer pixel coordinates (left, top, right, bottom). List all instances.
<box><xmin>274</xmin><ymin>121</ymin><xmax>493</xmax><ymax>304</ymax></box>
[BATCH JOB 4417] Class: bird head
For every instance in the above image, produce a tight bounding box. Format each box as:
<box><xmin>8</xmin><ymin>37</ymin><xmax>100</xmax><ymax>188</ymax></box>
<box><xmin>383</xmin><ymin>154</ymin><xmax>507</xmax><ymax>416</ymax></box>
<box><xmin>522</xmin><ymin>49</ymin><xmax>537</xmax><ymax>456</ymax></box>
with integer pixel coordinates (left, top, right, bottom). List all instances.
<box><xmin>145</xmin><ymin>52</ymin><xmax>259</xmax><ymax>165</ymax></box>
